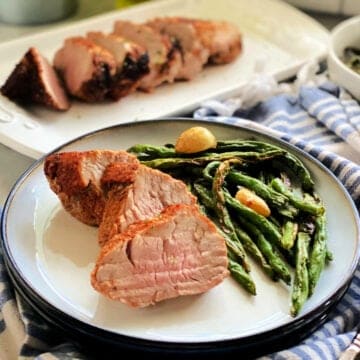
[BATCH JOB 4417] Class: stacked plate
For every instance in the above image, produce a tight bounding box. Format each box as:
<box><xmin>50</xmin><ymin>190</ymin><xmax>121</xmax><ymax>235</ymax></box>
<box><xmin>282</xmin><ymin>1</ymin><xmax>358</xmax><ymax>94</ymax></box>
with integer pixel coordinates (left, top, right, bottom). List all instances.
<box><xmin>1</xmin><ymin>119</ymin><xmax>359</xmax><ymax>357</ymax></box>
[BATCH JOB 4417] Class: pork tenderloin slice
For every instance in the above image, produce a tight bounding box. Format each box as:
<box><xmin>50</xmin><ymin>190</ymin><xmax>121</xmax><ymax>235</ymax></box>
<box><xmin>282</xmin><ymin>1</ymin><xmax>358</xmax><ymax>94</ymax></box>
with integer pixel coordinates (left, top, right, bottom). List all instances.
<box><xmin>53</xmin><ymin>37</ymin><xmax>117</xmax><ymax>102</ymax></box>
<box><xmin>106</xmin><ymin>51</ymin><xmax>149</xmax><ymax>100</ymax></box>
<box><xmin>1</xmin><ymin>47</ymin><xmax>70</xmax><ymax>111</ymax></box>
<box><xmin>113</xmin><ymin>20</ymin><xmax>182</xmax><ymax>91</ymax></box>
<box><xmin>87</xmin><ymin>31</ymin><xmax>150</xmax><ymax>100</ymax></box>
<box><xmin>113</xmin><ymin>20</ymin><xmax>168</xmax><ymax>66</ymax></box>
<box><xmin>44</xmin><ymin>150</ymin><xmax>138</xmax><ymax>226</ymax></box>
<box><xmin>92</xmin><ymin>204</ymin><xmax>229</xmax><ymax>308</ymax></box>
<box><xmin>98</xmin><ymin>164</ymin><xmax>197</xmax><ymax>246</ymax></box>
<box><xmin>147</xmin><ymin>18</ymin><xmax>210</xmax><ymax>80</ymax></box>
<box><xmin>179</xmin><ymin>18</ymin><xmax>242</xmax><ymax>64</ymax></box>
<box><xmin>87</xmin><ymin>32</ymin><xmax>146</xmax><ymax>69</ymax></box>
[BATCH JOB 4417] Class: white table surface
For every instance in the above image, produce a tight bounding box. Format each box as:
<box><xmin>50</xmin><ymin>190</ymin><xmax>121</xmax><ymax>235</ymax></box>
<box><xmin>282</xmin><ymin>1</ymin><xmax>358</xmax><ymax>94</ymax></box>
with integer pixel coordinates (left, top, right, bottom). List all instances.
<box><xmin>0</xmin><ymin>0</ymin><xmax>353</xmax><ymax>206</ymax></box>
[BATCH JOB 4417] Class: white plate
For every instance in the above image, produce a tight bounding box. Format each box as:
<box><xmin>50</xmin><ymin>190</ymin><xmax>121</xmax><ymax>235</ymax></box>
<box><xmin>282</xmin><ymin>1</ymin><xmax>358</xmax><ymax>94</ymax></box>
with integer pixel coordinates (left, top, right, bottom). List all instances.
<box><xmin>2</xmin><ymin>120</ymin><xmax>359</xmax><ymax>348</ymax></box>
<box><xmin>0</xmin><ymin>0</ymin><xmax>329</xmax><ymax>159</ymax></box>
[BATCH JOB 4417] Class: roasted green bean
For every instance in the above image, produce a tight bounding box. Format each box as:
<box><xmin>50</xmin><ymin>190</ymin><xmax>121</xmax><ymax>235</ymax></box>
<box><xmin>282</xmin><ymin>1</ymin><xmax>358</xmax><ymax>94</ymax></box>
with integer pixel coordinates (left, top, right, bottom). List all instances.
<box><xmin>271</xmin><ymin>178</ymin><xmax>324</xmax><ymax>215</ymax></box>
<box><xmin>308</xmin><ymin>213</ymin><xmax>327</xmax><ymax>296</ymax></box>
<box><xmin>291</xmin><ymin>232</ymin><xmax>311</xmax><ymax>317</ymax></box>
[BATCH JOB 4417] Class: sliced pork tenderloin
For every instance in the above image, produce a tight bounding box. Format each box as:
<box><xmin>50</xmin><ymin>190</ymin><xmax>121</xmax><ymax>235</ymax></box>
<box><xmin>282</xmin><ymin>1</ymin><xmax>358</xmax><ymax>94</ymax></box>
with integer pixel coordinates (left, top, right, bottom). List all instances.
<box><xmin>53</xmin><ymin>37</ymin><xmax>117</xmax><ymax>102</ymax></box>
<box><xmin>44</xmin><ymin>150</ymin><xmax>139</xmax><ymax>226</ymax></box>
<box><xmin>1</xmin><ymin>47</ymin><xmax>70</xmax><ymax>111</ymax></box>
<box><xmin>113</xmin><ymin>20</ymin><xmax>182</xmax><ymax>91</ymax></box>
<box><xmin>98</xmin><ymin>164</ymin><xmax>197</xmax><ymax>246</ymax></box>
<box><xmin>182</xmin><ymin>18</ymin><xmax>242</xmax><ymax>64</ymax></box>
<box><xmin>92</xmin><ymin>204</ymin><xmax>229</xmax><ymax>308</ymax></box>
<box><xmin>87</xmin><ymin>32</ymin><xmax>149</xmax><ymax>100</ymax></box>
<box><xmin>147</xmin><ymin>18</ymin><xmax>210</xmax><ymax>80</ymax></box>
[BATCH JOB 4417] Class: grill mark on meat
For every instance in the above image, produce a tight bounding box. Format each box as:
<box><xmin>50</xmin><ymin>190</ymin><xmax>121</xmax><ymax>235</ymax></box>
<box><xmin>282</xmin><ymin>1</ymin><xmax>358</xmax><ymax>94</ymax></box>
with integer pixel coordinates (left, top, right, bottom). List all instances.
<box><xmin>107</xmin><ymin>53</ymin><xmax>150</xmax><ymax>100</ymax></box>
<box><xmin>158</xmin><ymin>39</ymin><xmax>180</xmax><ymax>75</ymax></box>
<box><xmin>122</xmin><ymin>53</ymin><xmax>150</xmax><ymax>80</ymax></box>
<box><xmin>78</xmin><ymin>62</ymin><xmax>114</xmax><ymax>102</ymax></box>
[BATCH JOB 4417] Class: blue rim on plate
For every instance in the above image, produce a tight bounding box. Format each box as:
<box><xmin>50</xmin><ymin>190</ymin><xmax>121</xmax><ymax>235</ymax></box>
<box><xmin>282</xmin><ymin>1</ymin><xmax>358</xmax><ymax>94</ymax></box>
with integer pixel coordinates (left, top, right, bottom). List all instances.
<box><xmin>1</xmin><ymin>118</ymin><xmax>359</xmax><ymax>357</ymax></box>
<box><xmin>5</xmin><ymin>265</ymin><xmax>348</xmax><ymax>358</ymax></box>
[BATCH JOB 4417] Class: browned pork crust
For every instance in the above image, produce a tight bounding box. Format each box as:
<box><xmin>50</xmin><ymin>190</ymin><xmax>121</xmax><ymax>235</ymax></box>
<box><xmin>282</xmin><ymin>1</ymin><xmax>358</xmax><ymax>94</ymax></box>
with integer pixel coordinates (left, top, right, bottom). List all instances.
<box><xmin>1</xmin><ymin>47</ymin><xmax>70</xmax><ymax>111</ymax></box>
<box><xmin>44</xmin><ymin>150</ymin><xmax>139</xmax><ymax>226</ymax></box>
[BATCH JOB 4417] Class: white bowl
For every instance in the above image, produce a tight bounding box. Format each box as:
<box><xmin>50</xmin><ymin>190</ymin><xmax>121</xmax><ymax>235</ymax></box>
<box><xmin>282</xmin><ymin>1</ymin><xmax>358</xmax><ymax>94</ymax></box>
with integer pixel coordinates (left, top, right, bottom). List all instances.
<box><xmin>0</xmin><ymin>0</ymin><xmax>78</xmax><ymax>25</ymax></box>
<box><xmin>328</xmin><ymin>15</ymin><xmax>360</xmax><ymax>100</ymax></box>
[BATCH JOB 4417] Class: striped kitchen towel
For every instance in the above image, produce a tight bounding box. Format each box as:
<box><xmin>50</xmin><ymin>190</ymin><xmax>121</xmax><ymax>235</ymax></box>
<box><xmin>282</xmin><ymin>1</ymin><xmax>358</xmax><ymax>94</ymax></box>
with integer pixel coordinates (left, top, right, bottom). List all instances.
<box><xmin>194</xmin><ymin>82</ymin><xmax>360</xmax><ymax>359</ymax></box>
<box><xmin>0</xmin><ymin>81</ymin><xmax>359</xmax><ymax>359</ymax></box>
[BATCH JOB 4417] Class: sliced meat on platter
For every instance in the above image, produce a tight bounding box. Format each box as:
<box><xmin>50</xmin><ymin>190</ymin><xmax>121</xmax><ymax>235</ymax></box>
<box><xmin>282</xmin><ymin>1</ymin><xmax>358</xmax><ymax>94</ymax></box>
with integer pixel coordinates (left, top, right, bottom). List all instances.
<box><xmin>53</xmin><ymin>37</ymin><xmax>118</xmax><ymax>102</ymax></box>
<box><xmin>113</xmin><ymin>20</ymin><xmax>182</xmax><ymax>91</ymax></box>
<box><xmin>1</xmin><ymin>47</ymin><xmax>70</xmax><ymax>111</ymax></box>
<box><xmin>86</xmin><ymin>31</ymin><xmax>149</xmax><ymax>99</ymax></box>
<box><xmin>146</xmin><ymin>17</ymin><xmax>210</xmax><ymax>80</ymax></box>
<box><xmin>177</xmin><ymin>17</ymin><xmax>243</xmax><ymax>64</ymax></box>
<box><xmin>1</xmin><ymin>17</ymin><xmax>242</xmax><ymax>109</ymax></box>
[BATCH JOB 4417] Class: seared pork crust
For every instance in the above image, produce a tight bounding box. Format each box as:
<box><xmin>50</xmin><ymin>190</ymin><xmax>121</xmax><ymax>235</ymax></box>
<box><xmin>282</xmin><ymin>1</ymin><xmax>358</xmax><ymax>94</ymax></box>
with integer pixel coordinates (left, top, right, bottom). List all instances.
<box><xmin>108</xmin><ymin>53</ymin><xmax>149</xmax><ymax>100</ymax></box>
<box><xmin>1</xmin><ymin>47</ymin><xmax>70</xmax><ymax>111</ymax></box>
<box><xmin>44</xmin><ymin>150</ymin><xmax>139</xmax><ymax>226</ymax></box>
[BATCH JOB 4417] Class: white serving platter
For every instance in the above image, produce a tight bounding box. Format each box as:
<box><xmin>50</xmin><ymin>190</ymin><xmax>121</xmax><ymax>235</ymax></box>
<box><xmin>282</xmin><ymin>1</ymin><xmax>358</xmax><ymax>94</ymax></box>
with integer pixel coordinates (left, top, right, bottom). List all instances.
<box><xmin>0</xmin><ymin>0</ymin><xmax>329</xmax><ymax>159</ymax></box>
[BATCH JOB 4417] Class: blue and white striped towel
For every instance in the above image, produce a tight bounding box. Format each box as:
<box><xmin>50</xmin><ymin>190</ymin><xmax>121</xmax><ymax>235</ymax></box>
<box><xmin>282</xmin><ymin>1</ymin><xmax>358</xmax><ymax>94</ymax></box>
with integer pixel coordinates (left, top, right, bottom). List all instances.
<box><xmin>0</xmin><ymin>80</ymin><xmax>359</xmax><ymax>359</ymax></box>
<box><xmin>194</xmin><ymin>82</ymin><xmax>360</xmax><ymax>359</ymax></box>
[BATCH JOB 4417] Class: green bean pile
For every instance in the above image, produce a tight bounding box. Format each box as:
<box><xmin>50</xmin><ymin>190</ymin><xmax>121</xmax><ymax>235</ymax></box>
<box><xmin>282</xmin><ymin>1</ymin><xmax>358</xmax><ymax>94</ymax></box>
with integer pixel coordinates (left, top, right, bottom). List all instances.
<box><xmin>127</xmin><ymin>139</ymin><xmax>331</xmax><ymax>316</ymax></box>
